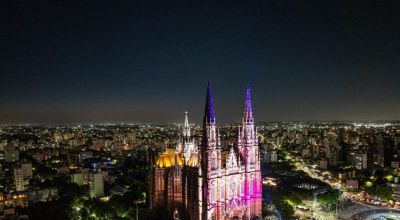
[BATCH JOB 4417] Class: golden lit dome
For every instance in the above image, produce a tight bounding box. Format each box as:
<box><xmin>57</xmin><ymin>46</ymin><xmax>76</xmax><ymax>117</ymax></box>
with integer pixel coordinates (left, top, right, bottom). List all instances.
<box><xmin>156</xmin><ymin>149</ymin><xmax>184</xmax><ymax>168</ymax></box>
<box><xmin>186</xmin><ymin>153</ymin><xmax>199</xmax><ymax>167</ymax></box>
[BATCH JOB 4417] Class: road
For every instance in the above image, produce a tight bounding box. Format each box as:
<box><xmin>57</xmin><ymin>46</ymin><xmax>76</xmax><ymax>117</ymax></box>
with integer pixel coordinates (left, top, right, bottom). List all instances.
<box><xmin>277</xmin><ymin>146</ymin><xmax>400</xmax><ymax>219</ymax></box>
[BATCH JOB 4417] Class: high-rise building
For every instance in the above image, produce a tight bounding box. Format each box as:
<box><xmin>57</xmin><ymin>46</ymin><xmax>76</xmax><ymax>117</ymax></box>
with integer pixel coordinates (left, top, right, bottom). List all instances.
<box><xmin>21</xmin><ymin>162</ymin><xmax>32</xmax><ymax>179</ymax></box>
<box><xmin>71</xmin><ymin>173</ymin><xmax>84</xmax><ymax>186</ymax></box>
<box><xmin>354</xmin><ymin>152</ymin><xmax>368</xmax><ymax>170</ymax></box>
<box><xmin>150</xmin><ymin>84</ymin><xmax>262</xmax><ymax>220</ymax></box>
<box><xmin>89</xmin><ymin>173</ymin><xmax>104</xmax><ymax>198</ymax></box>
<box><xmin>13</xmin><ymin>165</ymin><xmax>25</xmax><ymax>192</ymax></box>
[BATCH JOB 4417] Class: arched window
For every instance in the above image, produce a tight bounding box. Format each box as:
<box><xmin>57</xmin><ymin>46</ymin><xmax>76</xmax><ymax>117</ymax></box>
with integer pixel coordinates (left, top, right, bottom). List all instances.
<box><xmin>241</xmin><ymin>182</ymin><xmax>244</xmax><ymax>196</ymax></box>
<box><xmin>221</xmin><ymin>185</ymin><xmax>225</xmax><ymax>200</ymax></box>
<box><xmin>210</xmin><ymin>182</ymin><xmax>216</xmax><ymax>203</ymax></box>
<box><xmin>211</xmin><ymin>151</ymin><xmax>217</xmax><ymax>170</ymax></box>
<box><xmin>157</xmin><ymin>176</ymin><xmax>163</xmax><ymax>190</ymax></box>
<box><xmin>250</xmin><ymin>148</ymin><xmax>255</xmax><ymax>164</ymax></box>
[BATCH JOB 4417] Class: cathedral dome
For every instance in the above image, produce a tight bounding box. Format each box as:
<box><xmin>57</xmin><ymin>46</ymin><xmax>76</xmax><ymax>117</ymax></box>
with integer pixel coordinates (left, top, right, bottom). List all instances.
<box><xmin>156</xmin><ymin>149</ymin><xmax>184</xmax><ymax>168</ymax></box>
<box><xmin>186</xmin><ymin>153</ymin><xmax>199</xmax><ymax>167</ymax></box>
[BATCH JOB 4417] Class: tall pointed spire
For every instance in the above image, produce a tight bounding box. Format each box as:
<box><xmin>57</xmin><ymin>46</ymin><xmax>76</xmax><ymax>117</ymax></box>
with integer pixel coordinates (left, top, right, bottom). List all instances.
<box><xmin>204</xmin><ymin>82</ymin><xmax>215</xmax><ymax>124</ymax></box>
<box><xmin>244</xmin><ymin>85</ymin><xmax>254</xmax><ymax>124</ymax></box>
<box><xmin>183</xmin><ymin>111</ymin><xmax>191</xmax><ymax>138</ymax></box>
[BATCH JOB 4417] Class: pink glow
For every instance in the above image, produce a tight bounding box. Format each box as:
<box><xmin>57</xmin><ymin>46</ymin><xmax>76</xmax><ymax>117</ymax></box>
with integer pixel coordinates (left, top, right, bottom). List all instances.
<box><xmin>150</xmin><ymin>85</ymin><xmax>262</xmax><ymax>220</ymax></box>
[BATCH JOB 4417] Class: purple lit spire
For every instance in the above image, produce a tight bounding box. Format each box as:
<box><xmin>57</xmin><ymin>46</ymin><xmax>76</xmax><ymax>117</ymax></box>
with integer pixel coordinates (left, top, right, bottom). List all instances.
<box><xmin>204</xmin><ymin>82</ymin><xmax>215</xmax><ymax>124</ymax></box>
<box><xmin>244</xmin><ymin>85</ymin><xmax>254</xmax><ymax>123</ymax></box>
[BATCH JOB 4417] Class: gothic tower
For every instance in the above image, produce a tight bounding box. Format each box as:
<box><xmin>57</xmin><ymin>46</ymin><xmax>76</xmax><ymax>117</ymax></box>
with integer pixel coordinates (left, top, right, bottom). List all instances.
<box><xmin>237</xmin><ymin>86</ymin><xmax>262</xmax><ymax>219</ymax></box>
<box><xmin>200</xmin><ymin>82</ymin><xmax>222</xmax><ymax>220</ymax></box>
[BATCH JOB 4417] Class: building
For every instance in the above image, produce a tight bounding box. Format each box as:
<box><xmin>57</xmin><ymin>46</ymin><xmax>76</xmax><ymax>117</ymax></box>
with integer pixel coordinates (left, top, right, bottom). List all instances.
<box><xmin>4</xmin><ymin>145</ymin><xmax>19</xmax><ymax>163</ymax></box>
<box><xmin>22</xmin><ymin>187</ymin><xmax>59</xmax><ymax>203</ymax></box>
<box><xmin>293</xmin><ymin>182</ymin><xmax>329</xmax><ymax>198</ymax></box>
<box><xmin>325</xmin><ymin>144</ymin><xmax>339</xmax><ymax>167</ymax></box>
<box><xmin>336</xmin><ymin>167</ymin><xmax>356</xmax><ymax>182</ymax></box>
<box><xmin>71</xmin><ymin>168</ymin><xmax>104</xmax><ymax>198</ymax></box>
<box><xmin>71</xmin><ymin>173</ymin><xmax>84</xmax><ymax>186</ymax></box>
<box><xmin>389</xmin><ymin>177</ymin><xmax>400</xmax><ymax>202</ymax></box>
<box><xmin>68</xmin><ymin>151</ymin><xmax>93</xmax><ymax>164</ymax></box>
<box><xmin>264</xmin><ymin>150</ymin><xmax>278</xmax><ymax>163</ymax></box>
<box><xmin>346</xmin><ymin>179</ymin><xmax>359</xmax><ymax>191</ymax></box>
<box><xmin>150</xmin><ymin>84</ymin><xmax>262</xmax><ymax>220</ymax></box>
<box><xmin>276</xmin><ymin>136</ymin><xmax>284</xmax><ymax>147</ymax></box>
<box><xmin>319</xmin><ymin>159</ymin><xmax>328</xmax><ymax>170</ymax></box>
<box><xmin>392</xmin><ymin>161</ymin><xmax>400</xmax><ymax>169</ymax></box>
<box><xmin>13</xmin><ymin>165</ymin><xmax>25</xmax><ymax>192</ymax></box>
<box><xmin>0</xmin><ymin>193</ymin><xmax>29</xmax><ymax>208</ymax></box>
<box><xmin>89</xmin><ymin>173</ymin><xmax>104</xmax><ymax>198</ymax></box>
<box><xmin>21</xmin><ymin>162</ymin><xmax>33</xmax><ymax>179</ymax></box>
<box><xmin>354</xmin><ymin>152</ymin><xmax>368</xmax><ymax>170</ymax></box>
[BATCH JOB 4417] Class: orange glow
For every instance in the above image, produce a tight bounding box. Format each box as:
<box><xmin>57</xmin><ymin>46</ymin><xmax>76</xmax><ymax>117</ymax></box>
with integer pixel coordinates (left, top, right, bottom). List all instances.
<box><xmin>187</xmin><ymin>153</ymin><xmax>199</xmax><ymax>167</ymax></box>
<box><xmin>156</xmin><ymin>149</ymin><xmax>184</xmax><ymax>168</ymax></box>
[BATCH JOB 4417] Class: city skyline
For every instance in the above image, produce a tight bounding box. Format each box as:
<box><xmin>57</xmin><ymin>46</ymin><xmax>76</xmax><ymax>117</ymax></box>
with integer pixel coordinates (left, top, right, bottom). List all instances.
<box><xmin>1</xmin><ymin>0</ymin><xmax>399</xmax><ymax>123</ymax></box>
<box><xmin>2</xmin><ymin>1</ymin><xmax>400</xmax><ymax>219</ymax></box>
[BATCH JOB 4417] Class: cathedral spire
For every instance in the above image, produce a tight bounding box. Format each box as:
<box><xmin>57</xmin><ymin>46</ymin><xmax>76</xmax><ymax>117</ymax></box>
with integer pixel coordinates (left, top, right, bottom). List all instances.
<box><xmin>204</xmin><ymin>82</ymin><xmax>216</xmax><ymax>125</ymax></box>
<box><xmin>244</xmin><ymin>85</ymin><xmax>254</xmax><ymax>124</ymax></box>
<box><xmin>183</xmin><ymin>111</ymin><xmax>191</xmax><ymax>138</ymax></box>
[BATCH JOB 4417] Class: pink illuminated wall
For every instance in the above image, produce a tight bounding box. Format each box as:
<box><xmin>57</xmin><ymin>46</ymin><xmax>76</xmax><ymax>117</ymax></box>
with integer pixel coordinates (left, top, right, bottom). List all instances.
<box><xmin>150</xmin><ymin>84</ymin><xmax>262</xmax><ymax>220</ymax></box>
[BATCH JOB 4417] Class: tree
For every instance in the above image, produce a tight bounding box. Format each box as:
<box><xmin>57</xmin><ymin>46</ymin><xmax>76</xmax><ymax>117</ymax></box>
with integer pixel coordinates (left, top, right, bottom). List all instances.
<box><xmin>274</xmin><ymin>190</ymin><xmax>303</xmax><ymax>219</ymax></box>
<box><xmin>276</xmin><ymin>199</ymin><xmax>295</xmax><ymax>219</ymax></box>
<box><xmin>366</xmin><ymin>184</ymin><xmax>393</xmax><ymax>201</ymax></box>
<box><xmin>316</xmin><ymin>190</ymin><xmax>340</xmax><ymax>207</ymax></box>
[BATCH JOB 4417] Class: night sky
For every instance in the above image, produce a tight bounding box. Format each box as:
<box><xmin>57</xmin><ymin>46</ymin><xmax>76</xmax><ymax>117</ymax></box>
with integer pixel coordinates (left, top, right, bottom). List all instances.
<box><xmin>1</xmin><ymin>0</ymin><xmax>399</xmax><ymax>124</ymax></box>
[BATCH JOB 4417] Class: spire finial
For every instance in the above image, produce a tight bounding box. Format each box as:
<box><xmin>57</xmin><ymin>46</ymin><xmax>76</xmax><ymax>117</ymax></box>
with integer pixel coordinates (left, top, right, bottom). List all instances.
<box><xmin>246</xmin><ymin>85</ymin><xmax>252</xmax><ymax>112</ymax></box>
<box><xmin>184</xmin><ymin>111</ymin><xmax>189</xmax><ymax>126</ymax></box>
<box><xmin>183</xmin><ymin>111</ymin><xmax>190</xmax><ymax>137</ymax></box>
<box><xmin>244</xmin><ymin>85</ymin><xmax>253</xmax><ymax>123</ymax></box>
<box><xmin>204</xmin><ymin>82</ymin><xmax>215</xmax><ymax>124</ymax></box>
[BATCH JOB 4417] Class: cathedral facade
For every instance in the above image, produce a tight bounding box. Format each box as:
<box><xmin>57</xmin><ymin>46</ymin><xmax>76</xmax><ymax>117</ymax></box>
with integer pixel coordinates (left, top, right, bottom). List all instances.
<box><xmin>149</xmin><ymin>83</ymin><xmax>262</xmax><ymax>220</ymax></box>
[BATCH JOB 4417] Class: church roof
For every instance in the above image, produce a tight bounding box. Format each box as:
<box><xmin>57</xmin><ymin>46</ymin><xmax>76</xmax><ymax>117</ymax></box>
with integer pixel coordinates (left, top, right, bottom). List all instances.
<box><xmin>187</xmin><ymin>153</ymin><xmax>199</xmax><ymax>167</ymax></box>
<box><xmin>156</xmin><ymin>149</ymin><xmax>184</xmax><ymax>168</ymax></box>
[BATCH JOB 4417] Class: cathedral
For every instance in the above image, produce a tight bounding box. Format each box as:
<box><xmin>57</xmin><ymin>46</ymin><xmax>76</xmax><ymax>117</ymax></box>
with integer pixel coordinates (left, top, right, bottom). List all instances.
<box><xmin>149</xmin><ymin>83</ymin><xmax>262</xmax><ymax>220</ymax></box>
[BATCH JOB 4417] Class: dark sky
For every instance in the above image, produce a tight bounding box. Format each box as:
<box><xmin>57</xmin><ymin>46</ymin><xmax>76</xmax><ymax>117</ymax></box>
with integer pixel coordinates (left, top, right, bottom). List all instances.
<box><xmin>1</xmin><ymin>0</ymin><xmax>399</xmax><ymax>124</ymax></box>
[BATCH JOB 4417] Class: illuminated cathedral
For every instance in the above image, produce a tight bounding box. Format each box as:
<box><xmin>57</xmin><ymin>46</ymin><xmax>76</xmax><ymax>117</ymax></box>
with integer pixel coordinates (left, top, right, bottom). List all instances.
<box><xmin>149</xmin><ymin>83</ymin><xmax>262</xmax><ymax>220</ymax></box>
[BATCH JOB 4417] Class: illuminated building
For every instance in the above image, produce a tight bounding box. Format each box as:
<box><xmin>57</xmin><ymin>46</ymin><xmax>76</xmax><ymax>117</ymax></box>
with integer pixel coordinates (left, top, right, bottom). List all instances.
<box><xmin>21</xmin><ymin>162</ymin><xmax>33</xmax><ymax>179</ymax></box>
<box><xmin>354</xmin><ymin>152</ymin><xmax>368</xmax><ymax>170</ymax></box>
<box><xmin>4</xmin><ymin>145</ymin><xmax>19</xmax><ymax>163</ymax></box>
<box><xmin>0</xmin><ymin>193</ymin><xmax>29</xmax><ymax>208</ymax></box>
<box><xmin>89</xmin><ymin>173</ymin><xmax>104</xmax><ymax>198</ymax></box>
<box><xmin>13</xmin><ymin>165</ymin><xmax>25</xmax><ymax>192</ymax></box>
<box><xmin>150</xmin><ymin>83</ymin><xmax>262</xmax><ymax>220</ymax></box>
<box><xmin>71</xmin><ymin>168</ymin><xmax>104</xmax><ymax>198</ymax></box>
